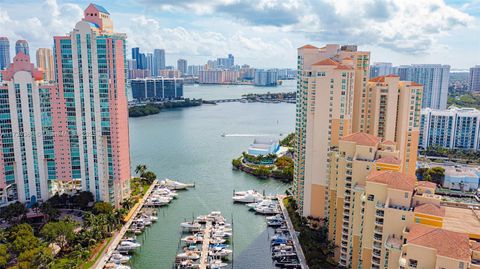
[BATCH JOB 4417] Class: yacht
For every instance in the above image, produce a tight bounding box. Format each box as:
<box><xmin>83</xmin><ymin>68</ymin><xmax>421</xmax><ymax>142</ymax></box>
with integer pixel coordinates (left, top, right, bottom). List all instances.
<box><xmin>181</xmin><ymin>234</ymin><xmax>203</xmax><ymax>244</ymax></box>
<box><xmin>232</xmin><ymin>192</ymin><xmax>263</xmax><ymax>203</ymax></box>
<box><xmin>208</xmin><ymin>259</ymin><xmax>228</xmax><ymax>269</ymax></box>
<box><xmin>161</xmin><ymin>179</ymin><xmax>194</xmax><ymax>190</ymax></box>
<box><xmin>109</xmin><ymin>252</ymin><xmax>130</xmax><ymax>264</ymax></box>
<box><xmin>266</xmin><ymin>214</ymin><xmax>284</xmax><ymax>221</ymax></box>
<box><xmin>181</xmin><ymin>221</ymin><xmax>202</xmax><ymax>232</ymax></box>
<box><xmin>255</xmin><ymin>204</ymin><xmax>280</xmax><ymax>215</ymax></box>
<box><xmin>246</xmin><ymin>199</ymin><xmax>275</xmax><ymax>209</ymax></box>
<box><xmin>208</xmin><ymin>248</ymin><xmax>233</xmax><ymax>257</ymax></box>
<box><xmin>154</xmin><ymin>187</ymin><xmax>178</xmax><ymax>198</ymax></box>
<box><xmin>116</xmin><ymin>240</ymin><xmax>141</xmax><ymax>252</ymax></box>
<box><xmin>176</xmin><ymin>251</ymin><xmax>200</xmax><ymax>260</ymax></box>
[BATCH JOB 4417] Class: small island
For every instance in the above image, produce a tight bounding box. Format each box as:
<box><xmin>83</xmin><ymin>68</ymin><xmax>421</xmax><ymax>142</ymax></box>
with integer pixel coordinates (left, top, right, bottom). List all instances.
<box><xmin>232</xmin><ymin>133</ymin><xmax>295</xmax><ymax>181</ymax></box>
<box><xmin>128</xmin><ymin>98</ymin><xmax>202</xmax><ymax>117</ymax></box>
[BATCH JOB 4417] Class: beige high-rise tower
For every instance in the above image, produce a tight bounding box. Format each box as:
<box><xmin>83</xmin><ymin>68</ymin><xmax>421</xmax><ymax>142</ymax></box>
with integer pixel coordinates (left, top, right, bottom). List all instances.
<box><xmin>294</xmin><ymin>44</ymin><xmax>423</xmax><ymax>218</ymax></box>
<box><xmin>36</xmin><ymin>48</ymin><xmax>54</xmax><ymax>82</ymax></box>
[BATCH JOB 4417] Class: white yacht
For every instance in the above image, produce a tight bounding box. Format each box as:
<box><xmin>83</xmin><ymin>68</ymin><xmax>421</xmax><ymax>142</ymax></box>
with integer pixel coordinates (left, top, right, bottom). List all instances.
<box><xmin>246</xmin><ymin>199</ymin><xmax>275</xmax><ymax>209</ymax></box>
<box><xmin>161</xmin><ymin>179</ymin><xmax>194</xmax><ymax>190</ymax></box>
<box><xmin>232</xmin><ymin>192</ymin><xmax>263</xmax><ymax>203</ymax></box>
<box><xmin>117</xmin><ymin>240</ymin><xmax>141</xmax><ymax>252</ymax></box>
<box><xmin>176</xmin><ymin>251</ymin><xmax>200</xmax><ymax>260</ymax></box>
<box><xmin>208</xmin><ymin>260</ymin><xmax>228</xmax><ymax>268</ymax></box>
<box><xmin>208</xmin><ymin>248</ymin><xmax>232</xmax><ymax>257</ymax></box>
<box><xmin>109</xmin><ymin>252</ymin><xmax>130</xmax><ymax>264</ymax></box>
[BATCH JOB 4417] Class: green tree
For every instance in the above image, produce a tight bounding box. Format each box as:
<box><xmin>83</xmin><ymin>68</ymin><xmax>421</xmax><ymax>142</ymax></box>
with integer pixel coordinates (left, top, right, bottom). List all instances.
<box><xmin>8</xmin><ymin>224</ymin><xmax>40</xmax><ymax>255</ymax></box>
<box><xmin>142</xmin><ymin>171</ymin><xmax>157</xmax><ymax>184</ymax></box>
<box><xmin>93</xmin><ymin>202</ymin><xmax>114</xmax><ymax>215</ymax></box>
<box><xmin>31</xmin><ymin>246</ymin><xmax>54</xmax><ymax>269</ymax></box>
<box><xmin>40</xmin><ymin>220</ymin><xmax>76</xmax><ymax>249</ymax></box>
<box><xmin>135</xmin><ymin>164</ymin><xmax>147</xmax><ymax>177</ymax></box>
<box><xmin>40</xmin><ymin>203</ymin><xmax>60</xmax><ymax>221</ymax></box>
<box><xmin>0</xmin><ymin>202</ymin><xmax>27</xmax><ymax>223</ymax></box>
<box><xmin>0</xmin><ymin>244</ymin><xmax>9</xmax><ymax>268</ymax></box>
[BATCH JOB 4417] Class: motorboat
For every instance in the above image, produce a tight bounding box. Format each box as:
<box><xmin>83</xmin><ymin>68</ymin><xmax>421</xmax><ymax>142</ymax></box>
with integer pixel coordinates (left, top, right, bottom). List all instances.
<box><xmin>272</xmin><ymin>251</ymin><xmax>298</xmax><ymax>260</ymax></box>
<box><xmin>208</xmin><ymin>259</ymin><xmax>228</xmax><ymax>269</ymax></box>
<box><xmin>232</xmin><ymin>192</ymin><xmax>263</xmax><ymax>203</ymax></box>
<box><xmin>255</xmin><ymin>204</ymin><xmax>280</xmax><ymax>215</ymax></box>
<box><xmin>208</xmin><ymin>248</ymin><xmax>232</xmax><ymax>257</ymax></box>
<box><xmin>246</xmin><ymin>199</ymin><xmax>275</xmax><ymax>209</ymax></box>
<box><xmin>211</xmin><ymin>230</ymin><xmax>232</xmax><ymax>238</ymax></box>
<box><xmin>177</xmin><ymin>259</ymin><xmax>199</xmax><ymax>269</ymax></box>
<box><xmin>272</xmin><ymin>244</ymin><xmax>294</xmax><ymax>252</ymax></box>
<box><xmin>181</xmin><ymin>234</ymin><xmax>203</xmax><ymax>244</ymax></box>
<box><xmin>109</xmin><ymin>252</ymin><xmax>130</xmax><ymax>264</ymax></box>
<box><xmin>181</xmin><ymin>221</ymin><xmax>201</xmax><ymax>230</ymax></box>
<box><xmin>117</xmin><ymin>240</ymin><xmax>141</xmax><ymax>252</ymax></box>
<box><xmin>154</xmin><ymin>187</ymin><xmax>178</xmax><ymax>198</ymax></box>
<box><xmin>209</xmin><ymin>243</ymin><xmax>229</xmax><ymax>249</ymax></box>
<box><xmin>161</xmin><ymin>179</ymin><xmax>194</xmax><ymax>190</ymax></box>
<box><xmin>267</xmin><ymin>219</ymin><xmax>285</xmax><ymax>227</ymax></box>
<box><xmin>266</xmin><ymin>214</ymin><xmax>284</xmax><ymax>221</ymax></box>
<box><xmin>176</xmin><ymin>251</ymin><xmax>200</xmax><ymax>260</ymax></box>
<box><xmin>209</xmin><ymin>237</ymin><xmax>226</xmax><ymax>244</ymax></box>
<box><xmin>234</xmin><ymin>190</ymin><xmax>259</xmax><ymax>196</ymax></box>
<box><xmin>115</xmin><ymin>265</ymin><xmax>131</xmax><ymax>269</ymax></box>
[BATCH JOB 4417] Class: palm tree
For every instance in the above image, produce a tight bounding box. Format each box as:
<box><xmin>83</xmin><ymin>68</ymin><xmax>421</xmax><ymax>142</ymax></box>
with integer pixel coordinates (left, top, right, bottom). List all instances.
<box><xmin>135</xmin><ymin>164</ymin><xmax>147</xmax><ymax>177</ymax></box>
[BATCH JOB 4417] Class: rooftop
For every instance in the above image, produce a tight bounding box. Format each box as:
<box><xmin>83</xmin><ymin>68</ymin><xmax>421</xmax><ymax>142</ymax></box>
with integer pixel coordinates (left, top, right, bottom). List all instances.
<box><xmin>414</xmin><ymin>203</ymin><xmax>445</xmax><ymax>217</ymax></box>
<box><xmin>443</xmin><ymin>206</ymin><xmax>480</xmax><ymax>238</ymax></box>
<box><xmin>298</xmin><ymin>44</ymin><xmax>318</xmax><ymax>50</ymax></box>
<box><xmin>342</xmin><ymin>132</ymin><xmax>381</xmax><ymax>147</ymax></box>
<box><xmin>376</xmin><ymin>156</ymin><xmax>401</xmax><ymax>165</ymax></box>
<box><xmin>312</xmin><ymin>58</ymin><xmax>339</xmax><ymax>66</ymax></box>
<box><xmin>417</xmin><ymin>181</ymin><xmax>437</xmax><ymax>189</ymax></box>
<box><xmin>407</xmin><ymin>224</ymin><xmax>471</xmax><ymax>261</ymax></box>
<box><xmin>369</xmin><ymin>74</ymin><xmax>399</xmax><ymax>83</ymax></box>
<box><xmin>92</xmin><ymin>3</ymin><xmax>110</xmax><ymax>14</ymax></box>
<box><xmin>366</xmin><ymin>170</ymin><xmax>417</xmax><ymax>191</ymax></box>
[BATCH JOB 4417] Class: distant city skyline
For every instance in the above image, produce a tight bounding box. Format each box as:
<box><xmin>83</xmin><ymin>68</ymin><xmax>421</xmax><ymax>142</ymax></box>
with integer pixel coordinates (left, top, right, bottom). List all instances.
<box><xmin>0</xmin><ymin>0</ymin><xmax>479</xmax><ymax>69</ymax></box>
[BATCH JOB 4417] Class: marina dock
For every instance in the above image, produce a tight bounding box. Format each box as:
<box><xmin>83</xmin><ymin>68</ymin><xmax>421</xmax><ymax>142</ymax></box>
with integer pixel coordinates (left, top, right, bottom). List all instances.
<box><xmin>94</xmin><ymin>181</ymin><xmax>158</xmax><ymax>269</ymax></box>
<box><xmin>277</xmin><ymin>195</ymin><xmax>309</xmax><ymax>269</ymax></box>
<box><xmin>199</xmin><ymin>220</ymin><xmax>212</xmax><ymax>269</ymax></box>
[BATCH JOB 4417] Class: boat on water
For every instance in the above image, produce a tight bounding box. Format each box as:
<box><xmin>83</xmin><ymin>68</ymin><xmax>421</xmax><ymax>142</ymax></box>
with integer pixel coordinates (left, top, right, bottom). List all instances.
<box><xmin>208</xmin><ymin>259</ymin><xmax>229</xmax><ymax>269</ymax></box>
<box><xmin>208</xmin><ymin>248</ymin><xmax>232</xmax><ymax>257</ymax></box>
<box><xmin>109</xmin><ymin>252</ymin><xmax>130</xmax><ymax>264</ymax></box>
<box><xmin>181</xmin><ymin>234</ymin><xmax>203</xmax><ymax>244</ymax></box>
<box><xmin>154</xmin><ymin>187</ymin><xmax>178</xmax><ymax>198</ymax></box>
<box><xmin>266</xmin><ymin>214</ymin><xmax>284</xmax><ymax>221</ymax></box>
<box><xmin>116</xmin><ymin>240</ymin><xmax>141</xmax><ymax>252</ymax></box>
<box><xmin>160</xmin><ymin>179</ymin><xmax>194</xmax><ymax>190</ymax></box>
<box><xmin>176</xmin><ymin>251</ymin><xmax>200</xmax><ymax>260</ymax></box>
<box><xmin>232</xmin><ymin>192</ymin><xmax>263</xmax><ymax>203</ymax></box>
<box><xmin>176</xmin><ymin>259</ymin><xmax>200</xmax><ymax>269</ymax></box>
<box><xmin>255</xmin><ymin>204</ymin><xmax>280</xmax><ymax>215</ymax></box>
<box><xmin>246</xmin><ymin>199</ymin><xmax>275</xmax><ymax>209</ymax></box>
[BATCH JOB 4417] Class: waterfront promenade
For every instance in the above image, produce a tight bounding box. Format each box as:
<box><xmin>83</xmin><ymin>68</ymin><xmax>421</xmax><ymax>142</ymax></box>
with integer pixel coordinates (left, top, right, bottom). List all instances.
<box><xmin>277</xmin><ymin>195</ymin><xmax>309</xmax><ymax>269</ymax></box>
<box><xmin>94</xmin><ymin>181</ymin><xmax>158</xmax><ymax>269</ymax></box>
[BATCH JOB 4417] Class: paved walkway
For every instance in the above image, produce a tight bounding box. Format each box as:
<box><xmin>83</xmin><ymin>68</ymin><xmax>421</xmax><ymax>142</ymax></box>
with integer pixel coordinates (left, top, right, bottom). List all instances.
<box><xmin>199</xmin><ymin>220</ymin><xmax>213</xmax><ymax>269</ymax></box>
<box><xmin>94</xmin><ymin>181</ymin><xmax>158</xmax><ymax>269</ymax></box>
<box><xmin>277</xmin><ymin>195</ymin><xmax>309</xmax><ymax>269</ymax></box>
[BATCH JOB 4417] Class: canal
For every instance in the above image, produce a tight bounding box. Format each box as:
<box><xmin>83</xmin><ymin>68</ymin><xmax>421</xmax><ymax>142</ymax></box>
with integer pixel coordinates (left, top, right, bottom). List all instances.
<box><xmin>128</xmin><ymin>82</ymin><xmax>296</xmax><ymax>268</ymax></box>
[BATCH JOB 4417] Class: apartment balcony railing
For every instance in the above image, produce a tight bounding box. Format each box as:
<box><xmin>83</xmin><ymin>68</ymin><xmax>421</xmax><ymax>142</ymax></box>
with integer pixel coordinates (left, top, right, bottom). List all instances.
<box><xmin>372</xmin><ymin>256</ymin><xmax>381</xmax><ymax>265</ymax></box>
<box><xmin>373</xmin><ymin>241</ymin><xmax>382</xmax><ymax>250</ymax></box>
<box><xmin>376</xmin><ymin>209</ymin><xmax>384</xmax><ymax>217</ymax></box>
<box><xmin>375</xmin><ymin>201</ymin><xmax>385</xmax><ymax>209</ymax></box>
<box><xmin>375</xmin><ymin>219</ymin><xmax>384</xmax><ymax>226</ymax></box>
<box><xmin>388</xmin><ymin>204</ymin><xmax>413</xmax><ymax>212</ymax></box>
<box><xmin>385</xmin><ymin>235</ymin><xmax>403</xmax><ymax>251</ymax></box>
<box><xmin>372</xmin><ymin>249</ymin><xmax>381</xmax><ymax>258</ymax></box>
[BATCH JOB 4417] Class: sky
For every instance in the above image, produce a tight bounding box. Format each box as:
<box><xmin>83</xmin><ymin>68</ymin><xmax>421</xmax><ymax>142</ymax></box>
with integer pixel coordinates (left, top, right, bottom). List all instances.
<box><xmin>0</xmin><ymin>0</ymin><xmax>479</xmax><ymax>69</ymax></box>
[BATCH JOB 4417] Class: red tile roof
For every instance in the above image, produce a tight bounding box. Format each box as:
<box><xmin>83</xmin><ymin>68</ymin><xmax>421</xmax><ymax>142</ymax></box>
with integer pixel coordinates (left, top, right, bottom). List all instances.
<box><xmin>414</xmin><ymin>203</ymin><xmax>445</xmax><ymax>217</ymax></box>
<box><xmin>335</xmin><ymin>64</ymin><xmax>353</xmax><ymax>70</ymax></box>
<box><xmin>312</xmin><ymin>58</ymin><xmax>339</xmax><ymax>66</ymax></box>
<box><xmin>376</xmin><ymin>156</ymin><xmax>401</xmax><ymax>165</ymax></box>
<box><xmin>341</xmin><ymin>132</ymin><xmax>381</xmax><ymax>146</ymax></box>
<box><xmin>366</xmin><ymin>170</ymin><xmax>417</xmax><ymax>191</ymax></box>
<box><xmin>410</xmin><ymin>82</ymin><xmax>423</xmax><ymax>86</ymax></box>
<box><xmin>407</xmin><ymin>224</ymin><xmax>471</xmax><ymax>261</ymax></box>
<box><xmin>417</xmin><ymin>181</ymin><xmax>437</xmax><ymax>189</ymax></box>
<box><xmin>369</xmin><ymin>74</ymin><xmax>400</xmax><ymax>83</ymax></box>
<box><xmin>298</xmin><ymin>44</ymin><xmax>318</xmax><ymax>50</ymax></box>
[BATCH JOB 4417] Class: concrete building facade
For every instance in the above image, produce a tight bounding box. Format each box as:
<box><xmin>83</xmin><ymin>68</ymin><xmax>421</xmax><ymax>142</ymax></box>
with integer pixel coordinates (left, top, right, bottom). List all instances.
<box><xmin>36</xmin><ymin>48</ymin><xmax>55</xmax><ymax>82</ymax></box>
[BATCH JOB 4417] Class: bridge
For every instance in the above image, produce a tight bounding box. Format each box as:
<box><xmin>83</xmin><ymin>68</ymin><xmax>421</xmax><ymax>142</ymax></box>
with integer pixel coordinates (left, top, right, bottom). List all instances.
<box><xmin>203</xmin><ymin>98</ymin><xmax>244</xmax><ymax>104</ymax></box>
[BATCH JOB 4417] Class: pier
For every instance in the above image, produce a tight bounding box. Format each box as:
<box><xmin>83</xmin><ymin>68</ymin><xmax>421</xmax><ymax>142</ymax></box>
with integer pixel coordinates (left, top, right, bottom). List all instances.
<box><xmin>277</xmin><ymin>195</ymin><xmax>309</xmax><ymax>269</ymax></box>
<box><xmin>199</xmin><ymin>220</ymin><xmax>213</xmax><ymax>269</ymax></box>
<box><xmin>94</xmin><ymin>181</ymin><xmax>158</xmax><ymax>269</ymax></box>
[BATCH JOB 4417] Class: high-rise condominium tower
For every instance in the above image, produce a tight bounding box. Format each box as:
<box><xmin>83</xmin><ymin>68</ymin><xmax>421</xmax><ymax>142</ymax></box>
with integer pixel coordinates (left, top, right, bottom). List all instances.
<box><xmin>15</xmin><ymin>40</ymin><xmax>29</xmax><ymax>56</ymax></box>
<box><xmin>177</xmin><ymin>59</ymin><xmax>187</xmax><ymax>76</ymax></box>
<box><xmin>294</xmin><ymin>44</ymin><xmax>369</xmax><ymax>217</ymax></box>
<box><xmin>469</xmin><ymin>65</ymin><xmax>480</xmax><ymax>92</ymax></box>
<box><xmin>36</xmin><ymin>48</ymin><xmax>54</xmax><ymax>81</ymax></box>
<box><xmin>294</xmin><ymin>44</ymin><xmax>423</xmax><ymax>218</ymax></box>
<box><xmin>397</xmin><ymin>64</ymin><xmax>449</xmax><ymax>109</ymax></box>
<box><xmin>53</xmin><ymin>3</ymin><xmax>131</xmax><ymax>206</ymax></box>
<box><xmin>0</xmin><ymin>53</ymin><xmax>68</xmax><ymax>204</ymax></box>
<box><xmin>370</xmin><ymin>62</ymin><xmax>393</xmax><ymax>78</ymax></box>
<box><xmin>0</xmin><ymin>37</ymin><xmax>10</xmax><ymax>70</ymax></box>
<box><xmin>153</xmin><ymin>49</ymin><xmax>165</xmax><ymax>76</ymax></box>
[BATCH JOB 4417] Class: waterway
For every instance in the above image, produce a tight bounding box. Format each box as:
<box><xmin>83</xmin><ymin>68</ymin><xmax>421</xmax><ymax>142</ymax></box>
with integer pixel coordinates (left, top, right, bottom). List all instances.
<box><xmin>128</xmin><ymin>81</ymin><xmax>296</xmax><ymax>268</ymax></box>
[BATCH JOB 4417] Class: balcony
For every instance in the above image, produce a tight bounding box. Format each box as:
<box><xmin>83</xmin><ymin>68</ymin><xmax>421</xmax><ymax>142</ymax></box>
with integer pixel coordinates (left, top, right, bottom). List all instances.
<box><xmin>373</xmin><ymin>234</ymin><xmax>382</xmax><ymax>242</ymax></box>
<box><xmin>376</xmin><ymin>209</ymin><xmax>384</xmax><ymax>217</ymax></box>
<box><xmin>341</xmin><ymin>241</ymin><xmax>347</xmax><ymax>247</ymax></box>
<box><xmin>388</xmin><ymin>203</ymin><xmax>413</xmax><ymax>212</ymax></box>
<box><xmin>373</xmin><ymin>241</ymin><xmax>382</xmax><ymax>250</ymax></box>
<box><xmin>375</xmin><ymin>201</ymin><xmax>385</xmax><ymax>209</ymax></box>
<box><xmin>375</xmin><ymin>218</ymin><xmax>384</xmax><ymax>226</ymax></box>
<box><xmin>372</xmin><ymin>256</ymin><xmax>381</xmax><ymax>265</ymax></box>
<box><xmin>385</xmin><ymin>235</ymin><xmax>403</xmax><ymax>251</ymax></box>
<box><xmin>372</xmin><ymin>249</ymin><xmax>381</xmax><ymax>258</ymax></box>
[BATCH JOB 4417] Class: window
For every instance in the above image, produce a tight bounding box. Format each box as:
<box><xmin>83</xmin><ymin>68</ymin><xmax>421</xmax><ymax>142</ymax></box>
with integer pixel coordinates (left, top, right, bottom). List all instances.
<box><xmin>367</xmin><ymin>194</ymin><xmax>374</xmax><ymax>201</ymax></box>
<box><xmin>409</xmin><ymin>259</ymin><xmax>418</xmax><ymax>268</ymax></box>
<box><xmin>401</xmin><ymin>215</ymin><xmax>405</xmax><ymax>221</ymax></box>
<box><xmin>404</xmin><ymin>192</ymin><xmax>409</xmax><ymax>198</ymax></box>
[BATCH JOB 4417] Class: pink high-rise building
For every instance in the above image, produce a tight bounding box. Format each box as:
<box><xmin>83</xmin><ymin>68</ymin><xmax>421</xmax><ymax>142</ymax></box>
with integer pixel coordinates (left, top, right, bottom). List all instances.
<box><xmin>52</xmin><ymin>3</ymin><xmax>130</xmax><ymax>207</ymax></box>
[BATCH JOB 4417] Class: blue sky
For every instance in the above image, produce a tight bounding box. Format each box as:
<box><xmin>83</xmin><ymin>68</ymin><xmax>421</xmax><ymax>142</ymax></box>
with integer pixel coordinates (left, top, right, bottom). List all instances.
<box><xmin>0</xmin><ymin>0</ymin><xmax>479</xmax><ymax>69</ymax></box>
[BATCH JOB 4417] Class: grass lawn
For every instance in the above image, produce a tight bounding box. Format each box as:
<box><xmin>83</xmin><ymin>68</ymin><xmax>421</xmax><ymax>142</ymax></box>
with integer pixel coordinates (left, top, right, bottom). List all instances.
<box><xmin>82</xmin><ymin>236</ymin><xmax>113</xmax><ymax>269</ymax></box>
